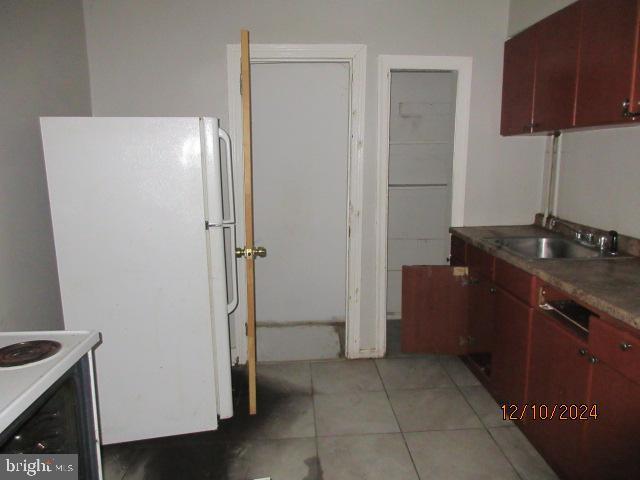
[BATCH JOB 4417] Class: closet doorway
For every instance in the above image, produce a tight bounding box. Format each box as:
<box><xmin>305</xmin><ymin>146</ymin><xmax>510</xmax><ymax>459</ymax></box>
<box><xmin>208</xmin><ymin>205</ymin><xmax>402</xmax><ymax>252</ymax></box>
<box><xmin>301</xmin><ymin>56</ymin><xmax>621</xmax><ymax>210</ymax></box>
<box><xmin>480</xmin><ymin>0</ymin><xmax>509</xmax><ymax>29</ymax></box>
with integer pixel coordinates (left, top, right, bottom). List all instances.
<box><xmin>386</xmin><ymin>70</ymin><xmax>456</xmax><ymax>352</ymax></box>
<box><xmin>375</xmin><ymin>56</ymin><xmax>473</xmax><ymax>356</ymax></box>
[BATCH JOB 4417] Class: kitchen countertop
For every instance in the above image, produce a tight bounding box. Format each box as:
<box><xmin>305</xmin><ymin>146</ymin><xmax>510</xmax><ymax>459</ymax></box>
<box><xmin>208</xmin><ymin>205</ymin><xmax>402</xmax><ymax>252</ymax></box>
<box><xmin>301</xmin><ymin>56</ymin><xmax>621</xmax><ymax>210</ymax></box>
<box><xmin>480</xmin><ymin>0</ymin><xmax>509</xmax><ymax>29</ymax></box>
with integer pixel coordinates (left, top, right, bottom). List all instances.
<box><xmin>450</xmin><ymin>225</ymin><xmax>640</xmax><ymax>331</ymax></box>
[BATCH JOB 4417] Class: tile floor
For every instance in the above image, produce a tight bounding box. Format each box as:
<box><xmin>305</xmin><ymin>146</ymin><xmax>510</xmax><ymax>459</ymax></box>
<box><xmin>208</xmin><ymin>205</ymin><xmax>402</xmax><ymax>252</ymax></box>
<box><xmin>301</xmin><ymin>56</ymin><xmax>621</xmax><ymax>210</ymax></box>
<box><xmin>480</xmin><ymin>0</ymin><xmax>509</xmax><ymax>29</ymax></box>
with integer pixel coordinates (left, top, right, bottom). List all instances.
<box><xmin>102</xmin><ymin>353</ymin><xmax>558</xmax><ymax>480</ymax></box>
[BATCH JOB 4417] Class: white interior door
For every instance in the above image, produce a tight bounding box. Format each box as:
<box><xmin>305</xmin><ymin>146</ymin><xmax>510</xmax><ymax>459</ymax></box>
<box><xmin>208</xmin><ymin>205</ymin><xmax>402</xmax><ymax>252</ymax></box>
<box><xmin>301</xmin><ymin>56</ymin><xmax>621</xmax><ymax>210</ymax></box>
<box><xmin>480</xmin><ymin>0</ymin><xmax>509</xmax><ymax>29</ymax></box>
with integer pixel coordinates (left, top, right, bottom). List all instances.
<box><xmin>41</xmin><ymin>117</ymin><xmax>225</xmax><ymax>444</ymax></box>
<box><xmin>251</xmin><ymin>62</ymin><xmax>350</xmax><ymax>359</ymax></box>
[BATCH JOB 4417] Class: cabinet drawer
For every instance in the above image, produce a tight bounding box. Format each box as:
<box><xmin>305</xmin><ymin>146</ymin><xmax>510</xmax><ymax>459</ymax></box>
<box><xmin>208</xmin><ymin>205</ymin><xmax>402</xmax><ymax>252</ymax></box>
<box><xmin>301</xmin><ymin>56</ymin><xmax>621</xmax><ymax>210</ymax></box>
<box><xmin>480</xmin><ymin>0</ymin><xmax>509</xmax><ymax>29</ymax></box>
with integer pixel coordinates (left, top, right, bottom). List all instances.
<box><xmin>590</xmin><ymin>317</ymin><xmax>640</xmax><ymax>385</ymax></box>
<box><xmin>494</xmin><ymin>258</ymin><xmax>536</xmax><ymax>306</ymax></box>
<box><xmin>467</xmin><ymin>245</ymin><xmax>494</xmax><ymax>280</ymax></box>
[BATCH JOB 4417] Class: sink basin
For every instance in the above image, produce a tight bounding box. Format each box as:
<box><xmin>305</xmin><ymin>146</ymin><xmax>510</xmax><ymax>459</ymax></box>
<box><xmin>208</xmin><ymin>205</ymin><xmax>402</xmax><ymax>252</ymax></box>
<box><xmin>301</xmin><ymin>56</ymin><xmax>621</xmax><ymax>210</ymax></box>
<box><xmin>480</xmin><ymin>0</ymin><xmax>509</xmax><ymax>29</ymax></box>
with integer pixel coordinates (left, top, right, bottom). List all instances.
<box><xmin>488</xmin><ymin>236</ymin><xmax>624</xmax><ymax>260</ymax></box>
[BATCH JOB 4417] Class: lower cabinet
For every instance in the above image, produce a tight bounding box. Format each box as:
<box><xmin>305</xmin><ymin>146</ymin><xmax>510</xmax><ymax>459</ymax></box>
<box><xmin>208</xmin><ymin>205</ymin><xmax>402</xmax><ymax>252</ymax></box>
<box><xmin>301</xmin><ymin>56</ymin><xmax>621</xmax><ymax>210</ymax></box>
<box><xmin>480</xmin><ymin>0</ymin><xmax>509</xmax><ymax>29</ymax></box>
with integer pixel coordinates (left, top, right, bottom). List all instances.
<box><xmin>492</xmin><ymin>288</ymin><xmax>532</xmax><ymax>407</ymax></box>
<box><xmin>527</xmin><ymin>310</ymin><xmax>590</xmax><ymax>480</ymax></box>
<box><xmin>401</xmin><ymin>265</ymin><xmax>468</xmax><ymax>354</ymax></box>
<box><xmin>400</xmin><ymin>261</ymin><xmax>496</xmax><ymax>362</ymax></box>
<box><xmin>583</xmin><ymin>356</ymin><xmax>640</xmax><ymax>479</ymax></box>
<box><xmin>467</xmin><ymin>275</ymin><xmax>497</xmax><ymax>374</ymax></box>
<box><xmin>402</xmin><ymin>236</ymin><xmax>640</xmax><ymax>480</ymax></box>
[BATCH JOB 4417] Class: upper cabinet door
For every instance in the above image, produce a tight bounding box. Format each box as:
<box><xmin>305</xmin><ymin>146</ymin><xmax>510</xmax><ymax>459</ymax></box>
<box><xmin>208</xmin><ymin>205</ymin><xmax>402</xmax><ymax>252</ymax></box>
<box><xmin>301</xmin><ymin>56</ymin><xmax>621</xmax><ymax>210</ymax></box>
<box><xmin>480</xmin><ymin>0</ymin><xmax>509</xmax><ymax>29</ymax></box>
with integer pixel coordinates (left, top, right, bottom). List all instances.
<box><xmin>500</xmin><ymin>27</ymin><xmax>537</xmax><ymax>136</ymax></box>
<box><xmin>533</xmin><ymin>2</ymin><xmax>581</xmax><ymax>131</ymax></box>
<box><xmin>575</xmin><ymin>0</ymin><xmax>640</xmax><ymax>126</ymax></box>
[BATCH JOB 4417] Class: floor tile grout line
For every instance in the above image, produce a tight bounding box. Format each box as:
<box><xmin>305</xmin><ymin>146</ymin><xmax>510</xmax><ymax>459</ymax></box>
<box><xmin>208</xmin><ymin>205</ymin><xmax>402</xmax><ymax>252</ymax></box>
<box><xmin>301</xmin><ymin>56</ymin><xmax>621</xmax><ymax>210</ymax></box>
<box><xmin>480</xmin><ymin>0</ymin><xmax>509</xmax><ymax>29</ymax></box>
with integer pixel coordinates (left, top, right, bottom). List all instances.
<box><xmin>486</xmin><ymin>426</ymin><xmax>529</xmax><ymax>480</ymax></box>
<box><xmin>440</xmin><ymin>357</ymin><xmax>527</xmax><ymax>480</ymax></box>
<box><xmin>309</xmin><ymin>360</ymin><xmax>322</xmax><ymax>477</ymax></box>
<box><xmin>315</xmin><ymin>425</ymin><xmax>486</xmax><ymax>438</ymax></box>
<box><xmin>457</xmin><ymin>384</ymin><xmax>513</xmax><ymax>430</ymax></box>
<box><xmin>118</xmin><ymin>445</ymin><xmax>145</xmax><ymax>480</ymax></box>
<box><xmin>439</xmin><ymin>360</ymin><xmax>553</xmax><ymax>479</ymax></box>
<box><xmin>374</xmin><ymin>358</ymin><xmax>422</xmax><ymax>480</ymax></box>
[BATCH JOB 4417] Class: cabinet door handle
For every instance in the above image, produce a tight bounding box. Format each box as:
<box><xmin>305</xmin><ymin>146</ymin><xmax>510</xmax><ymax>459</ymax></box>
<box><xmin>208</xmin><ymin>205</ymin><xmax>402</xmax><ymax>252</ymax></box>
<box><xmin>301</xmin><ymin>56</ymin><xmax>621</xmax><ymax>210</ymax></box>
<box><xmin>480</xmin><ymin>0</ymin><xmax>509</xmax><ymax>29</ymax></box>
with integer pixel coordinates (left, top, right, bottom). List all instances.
<box><xmin>620</xmin><ymin>342</ymin><xmax>633</xmax><ymax>352</ymax></box>
<box><xmin>489</xmin><ymin>287</ymin><xmax>497</xmax><ymax>294</ymax></box>
<box><xmin>588</xmin><ymin>355</ymin><xmax>599</xmax><ymax>364</ymax></box>
<box><xmin>578</xmin><ymin>348</ymin><xmax>588</xmax><ymax>356</ymax></box>
<box><xmin>622</xmin><ymin>99</ymin><xmax>640</xmax><ymax>118</ymax></box>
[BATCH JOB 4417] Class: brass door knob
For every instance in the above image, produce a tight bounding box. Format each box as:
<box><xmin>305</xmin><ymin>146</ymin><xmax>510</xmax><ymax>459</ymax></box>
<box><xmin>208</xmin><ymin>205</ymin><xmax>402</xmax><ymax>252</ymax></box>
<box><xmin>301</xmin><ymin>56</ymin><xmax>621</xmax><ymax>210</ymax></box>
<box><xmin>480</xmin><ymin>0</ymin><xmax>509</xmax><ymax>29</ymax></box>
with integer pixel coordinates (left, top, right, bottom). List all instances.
<box><xmin>235</xmin><ymin>246</ymin><xmax>267</xmax><ymax>259</ymax></box>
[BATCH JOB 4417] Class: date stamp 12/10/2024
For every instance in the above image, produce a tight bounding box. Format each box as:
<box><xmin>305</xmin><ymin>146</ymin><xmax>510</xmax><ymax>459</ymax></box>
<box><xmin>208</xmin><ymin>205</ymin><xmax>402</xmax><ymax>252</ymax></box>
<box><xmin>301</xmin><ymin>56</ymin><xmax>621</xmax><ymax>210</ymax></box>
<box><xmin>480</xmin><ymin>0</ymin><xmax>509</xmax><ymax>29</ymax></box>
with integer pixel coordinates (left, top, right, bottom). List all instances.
<box><xmin>502</xmin><ymin>403</ymin><xmax>599</xmax><ymax>422</ymax></box>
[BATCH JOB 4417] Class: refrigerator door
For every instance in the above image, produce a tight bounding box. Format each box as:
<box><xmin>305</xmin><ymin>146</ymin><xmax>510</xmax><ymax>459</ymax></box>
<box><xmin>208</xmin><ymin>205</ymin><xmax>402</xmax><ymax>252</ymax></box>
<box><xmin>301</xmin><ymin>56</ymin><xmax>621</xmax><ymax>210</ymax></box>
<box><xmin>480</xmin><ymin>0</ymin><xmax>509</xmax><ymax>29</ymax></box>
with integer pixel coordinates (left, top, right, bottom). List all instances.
<box><xmin>41</xmin><ymin>117</ymin><xmax>231</xmax><ymax>444</ymax></box>
<box><xmin>200</xmin><ymin>118</ymin><xmax>234</xmax><ymax>419</ymax></box>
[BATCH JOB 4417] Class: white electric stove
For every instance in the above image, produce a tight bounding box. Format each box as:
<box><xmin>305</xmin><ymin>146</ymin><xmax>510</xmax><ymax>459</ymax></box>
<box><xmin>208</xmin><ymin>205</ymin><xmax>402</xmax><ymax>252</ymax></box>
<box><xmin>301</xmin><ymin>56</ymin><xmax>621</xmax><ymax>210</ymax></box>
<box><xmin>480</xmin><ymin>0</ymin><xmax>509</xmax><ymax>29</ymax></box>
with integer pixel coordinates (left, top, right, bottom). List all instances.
<box><xmin>0</xmin><ymin>331</ymin><xmax>102</xmax><ymax>479</ymax></box>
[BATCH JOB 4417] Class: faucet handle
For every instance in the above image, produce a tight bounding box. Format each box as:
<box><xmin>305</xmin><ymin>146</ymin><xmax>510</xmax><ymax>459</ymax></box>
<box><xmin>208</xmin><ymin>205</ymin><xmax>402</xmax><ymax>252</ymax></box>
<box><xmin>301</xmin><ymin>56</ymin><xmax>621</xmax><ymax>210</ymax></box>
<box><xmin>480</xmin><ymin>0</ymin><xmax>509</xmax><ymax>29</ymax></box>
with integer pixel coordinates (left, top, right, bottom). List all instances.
<box><xmin>597</xmin><ymin>235</ymin><xmax>608</xmax><ymax>252</ymax></box>
<box><xmin>609</xmin><ymin>230</ymin><xmax>619</xmax><ymax>254</ymax></box>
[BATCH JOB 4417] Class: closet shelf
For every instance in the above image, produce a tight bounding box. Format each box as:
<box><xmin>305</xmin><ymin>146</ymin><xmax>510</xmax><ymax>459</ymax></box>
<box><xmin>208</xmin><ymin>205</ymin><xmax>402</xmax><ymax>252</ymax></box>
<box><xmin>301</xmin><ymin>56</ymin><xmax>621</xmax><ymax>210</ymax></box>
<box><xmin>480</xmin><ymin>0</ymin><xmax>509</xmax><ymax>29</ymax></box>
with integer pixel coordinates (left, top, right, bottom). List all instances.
<box><xmin>388</xmin><ymin>183</ymin><xmax>448</xmax><ymax>188</ymax></box>
<box><xmin>389</xmin><ymin>140</ymin><xmax>450</xmax><ymax>145</ymax></box>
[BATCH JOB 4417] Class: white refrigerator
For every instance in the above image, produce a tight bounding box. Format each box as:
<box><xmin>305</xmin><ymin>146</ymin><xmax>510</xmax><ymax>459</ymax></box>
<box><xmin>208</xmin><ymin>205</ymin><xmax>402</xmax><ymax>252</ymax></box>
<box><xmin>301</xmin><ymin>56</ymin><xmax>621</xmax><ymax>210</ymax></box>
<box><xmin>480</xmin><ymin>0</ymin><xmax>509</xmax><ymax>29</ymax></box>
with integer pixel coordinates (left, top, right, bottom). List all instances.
<box><xmin>40</xmin><ymin>117</ymin><xmax>238</xmax><ymax>444</ymax></box>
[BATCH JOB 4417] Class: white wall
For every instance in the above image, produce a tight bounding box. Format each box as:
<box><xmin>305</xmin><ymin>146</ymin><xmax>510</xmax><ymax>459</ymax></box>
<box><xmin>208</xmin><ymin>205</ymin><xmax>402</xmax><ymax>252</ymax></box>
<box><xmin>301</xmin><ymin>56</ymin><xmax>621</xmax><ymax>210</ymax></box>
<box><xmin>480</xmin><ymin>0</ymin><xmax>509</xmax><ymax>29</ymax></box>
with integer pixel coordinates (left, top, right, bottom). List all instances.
<box><xmin>557</xmin><ymin>127</ymin><xmax>640</xmax><ymax>238</ymax></box>
<box><xmin>508</xmin><ymin>0</ymin><xmax>575</xmax><ymax>35</ymax></box>
<box><xmin>509</xmin><ymin>0</ymin><xmax>640</xmax><ymax>239</ymax></box>
<box><xmin>83</xmin><ymin>0</ymin><xmax>545</xmax><ymax>351</ymax></box>
<box><xmin>0</xmin><ymin>0</ymin><xmax>92</xmax><ymax>331</ymax></box>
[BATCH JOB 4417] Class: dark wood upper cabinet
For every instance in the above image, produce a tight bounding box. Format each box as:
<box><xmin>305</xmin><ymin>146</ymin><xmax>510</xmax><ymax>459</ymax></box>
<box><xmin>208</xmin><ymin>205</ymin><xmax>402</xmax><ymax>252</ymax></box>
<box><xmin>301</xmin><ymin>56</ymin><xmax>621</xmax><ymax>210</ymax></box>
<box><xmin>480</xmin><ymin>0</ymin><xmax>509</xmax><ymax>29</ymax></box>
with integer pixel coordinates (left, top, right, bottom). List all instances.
<box><xmin>533</xmin><ymin>2</ymin><xmax>581</xmax><ymax>131</ymax></box>
<box><xmin>501</xmin><ymin>0</ymin><xmax>640</xmax><ymax>134</ymax></box>
<box><xmin>575</xmin><ymin>0</ymin><xmax>640</xmax><ymax>126</ymax></box>
<box><xmin>500</xmin><ymin>27</ymin><xmax>537</xmax><ymax>135</ymax></box>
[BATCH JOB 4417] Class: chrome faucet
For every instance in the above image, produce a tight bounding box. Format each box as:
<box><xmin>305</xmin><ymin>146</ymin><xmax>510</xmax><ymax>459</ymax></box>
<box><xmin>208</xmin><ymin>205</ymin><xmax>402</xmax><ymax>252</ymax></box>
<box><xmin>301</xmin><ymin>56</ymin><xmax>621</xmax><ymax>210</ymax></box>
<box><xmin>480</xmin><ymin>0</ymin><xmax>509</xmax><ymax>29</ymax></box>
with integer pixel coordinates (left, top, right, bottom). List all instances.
<box><xmin>549</xmin><ymin>218</ymin><xmax>592</xmax><ymax>244</ymax></box>
<box><xmin>549</xmin><ymin>218</ymin><xmax>619</xmax><ymax>255</ymax></box>
<box><xmin>596</xmin><ymin>231</ymin><xmax>618</xmax><ymax>254</ymax></box>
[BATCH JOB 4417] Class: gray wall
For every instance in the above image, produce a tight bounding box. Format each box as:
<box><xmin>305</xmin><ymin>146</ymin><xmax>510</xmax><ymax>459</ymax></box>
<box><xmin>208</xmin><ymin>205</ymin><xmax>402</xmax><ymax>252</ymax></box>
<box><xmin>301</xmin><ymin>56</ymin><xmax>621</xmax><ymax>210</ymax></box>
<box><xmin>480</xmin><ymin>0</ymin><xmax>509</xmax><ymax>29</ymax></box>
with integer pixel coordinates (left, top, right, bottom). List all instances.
<box><xmin>0</xmin><ymin>0</ymin><xmax>92</xmax><ymax>331</ymax></box>
<box><xmin>557</xmin><ymin>128</ymin><xmax>640</xmax><ymax>238</ymax></box>
<box><xmin>509</xmin><ymin>0</ymin><xmax>640</xmax><ymax>238</ymax></box>
<box><xmin>83</xmin><ymin>0</ymin><xmax>545</xmax><ymax>350</ymax></box>
<box><xmin>508</xmin><ymin>0</ymin><xmax>575</xmax><ymax>35</ymax></box>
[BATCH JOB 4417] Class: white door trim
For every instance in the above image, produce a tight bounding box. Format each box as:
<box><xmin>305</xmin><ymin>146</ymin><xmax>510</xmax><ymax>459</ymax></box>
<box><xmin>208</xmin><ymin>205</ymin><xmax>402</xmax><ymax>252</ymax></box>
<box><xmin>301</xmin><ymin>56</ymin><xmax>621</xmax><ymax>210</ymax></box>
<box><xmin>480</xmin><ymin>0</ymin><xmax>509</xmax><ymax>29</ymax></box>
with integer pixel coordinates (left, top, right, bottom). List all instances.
<box><xmin>375</xmin><ymin>55</ymin><xmax>473</xmax><ymax>356</ymax></box>
<box><xmin>227</xmin><ymin>44</ymin><xmax>367</xmax><ymax>362</ymax></box>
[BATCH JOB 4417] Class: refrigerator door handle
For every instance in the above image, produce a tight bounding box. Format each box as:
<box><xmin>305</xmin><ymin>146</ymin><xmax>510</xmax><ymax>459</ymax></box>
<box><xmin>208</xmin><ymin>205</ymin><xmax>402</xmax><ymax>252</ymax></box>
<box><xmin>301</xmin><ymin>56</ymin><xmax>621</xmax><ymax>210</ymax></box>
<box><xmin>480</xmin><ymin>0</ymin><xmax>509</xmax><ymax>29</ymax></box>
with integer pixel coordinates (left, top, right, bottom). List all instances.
<box><xmin>224</xmin><ymin>223</ymin><xmax>239</xmax><ymax>314</ymax></box>
<box><xmin>219</xmin><ymin>128</ymin><xmax>239</xmax><ymax>314</ymax></box>
<box><xmin>219</xmin><ymin>128</ymin><xmax>236</xmax><ymax>224</ymax></box>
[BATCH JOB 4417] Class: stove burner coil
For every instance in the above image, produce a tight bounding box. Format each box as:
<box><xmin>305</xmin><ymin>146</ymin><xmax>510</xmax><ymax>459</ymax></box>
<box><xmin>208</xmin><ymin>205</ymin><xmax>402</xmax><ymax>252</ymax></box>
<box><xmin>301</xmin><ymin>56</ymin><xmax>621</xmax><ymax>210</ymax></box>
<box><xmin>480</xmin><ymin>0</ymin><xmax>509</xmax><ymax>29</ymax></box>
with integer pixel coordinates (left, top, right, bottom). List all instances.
<box><xmin>0</xmin><ymin>341</ymin><xmax>62</xmax><ymax>367</ymax></box>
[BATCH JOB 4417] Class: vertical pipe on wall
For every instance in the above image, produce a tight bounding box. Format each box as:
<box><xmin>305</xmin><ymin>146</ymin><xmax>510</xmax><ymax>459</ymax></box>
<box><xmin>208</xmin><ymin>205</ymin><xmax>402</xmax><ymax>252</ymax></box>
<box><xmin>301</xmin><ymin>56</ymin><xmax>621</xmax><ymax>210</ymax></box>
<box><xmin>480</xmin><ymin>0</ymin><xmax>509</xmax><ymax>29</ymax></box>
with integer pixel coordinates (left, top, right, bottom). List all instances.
<box><xmin>542</xmin><ymin>131</ymin><xmax>562</xmax><ymax>227</ymax></box>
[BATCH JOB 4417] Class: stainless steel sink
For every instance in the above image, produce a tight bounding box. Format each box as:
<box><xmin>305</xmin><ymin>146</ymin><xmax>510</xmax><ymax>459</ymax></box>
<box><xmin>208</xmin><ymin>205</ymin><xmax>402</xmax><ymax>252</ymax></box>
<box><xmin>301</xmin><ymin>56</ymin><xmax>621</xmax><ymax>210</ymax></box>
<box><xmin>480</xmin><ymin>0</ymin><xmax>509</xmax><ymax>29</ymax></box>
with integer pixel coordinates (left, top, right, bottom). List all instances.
<box><xmin>487</xmin><ymin>236</ymin><xmax>625</xmax><ymax>260</ymax></box>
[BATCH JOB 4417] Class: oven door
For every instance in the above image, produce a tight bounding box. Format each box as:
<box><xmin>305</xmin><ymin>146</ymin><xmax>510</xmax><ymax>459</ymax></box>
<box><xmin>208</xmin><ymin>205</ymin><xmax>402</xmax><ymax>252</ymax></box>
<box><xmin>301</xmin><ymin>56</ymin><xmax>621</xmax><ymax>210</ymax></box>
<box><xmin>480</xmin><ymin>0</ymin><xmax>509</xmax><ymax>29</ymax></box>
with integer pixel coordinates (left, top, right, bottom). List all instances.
<box><xmin>0</xmin><ymin>355</ymin><xmax>102</xmax><ymax>479</ymax></box>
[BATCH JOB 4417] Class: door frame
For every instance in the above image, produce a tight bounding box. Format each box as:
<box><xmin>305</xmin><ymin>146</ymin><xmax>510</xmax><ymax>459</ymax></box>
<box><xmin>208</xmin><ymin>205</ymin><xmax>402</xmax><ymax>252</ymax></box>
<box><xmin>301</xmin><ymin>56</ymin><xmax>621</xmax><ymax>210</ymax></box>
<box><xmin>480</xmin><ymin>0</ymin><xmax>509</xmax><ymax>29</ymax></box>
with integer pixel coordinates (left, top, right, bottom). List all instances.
<box><xmin>375</xmin><ymin>55</ymin><xmax>473</xmax><ymax>356</ymax></box>
<box><xmin>227</xmin><ymin>44</ymin><xmax>367</xmax><ymax>362</ymax></box>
